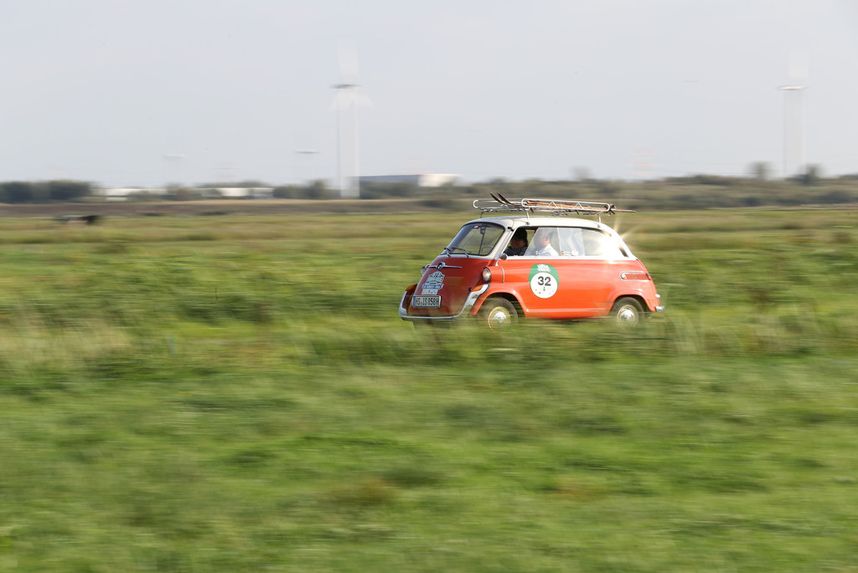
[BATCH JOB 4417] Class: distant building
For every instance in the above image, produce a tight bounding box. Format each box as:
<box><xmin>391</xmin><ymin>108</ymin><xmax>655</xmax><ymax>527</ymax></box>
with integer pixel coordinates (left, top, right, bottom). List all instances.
<box><xmin>198</xmin><ymin>187</ymin><xmax>273</xmax><ymax>199</ymax></box>
<box><xmin>358</xmin><ymin>174</ymin><xmax>459</xmax><ymax>188</ymax></box>
<box><xmin>96</xmin><ymin>187</ymin><xmax>166</xmax><ymax>201</ymax></box>
<box><xmin>96</xmin><ymin>186</ymin><xmax>274</xmax><ymax>200</ymax></box>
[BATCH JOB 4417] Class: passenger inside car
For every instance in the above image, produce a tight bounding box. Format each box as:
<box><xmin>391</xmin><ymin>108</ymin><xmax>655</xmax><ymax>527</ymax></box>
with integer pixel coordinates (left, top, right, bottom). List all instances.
<box><xmin>529</xmin><ymin>228</ymin><xmax>558</xmax><ymax>257</ymax></box>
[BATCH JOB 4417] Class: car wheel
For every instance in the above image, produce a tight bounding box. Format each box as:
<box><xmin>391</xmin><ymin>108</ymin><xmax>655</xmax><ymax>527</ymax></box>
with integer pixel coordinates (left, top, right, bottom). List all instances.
<box><xmin>479</xmin><ymin>298</ymin><xmax>518</xmax><ymax>329</ymax></box>
<box><xmin>611</xmin><ymin>297</ymin><xmax>643</xmax><ymax>326</ymax></box>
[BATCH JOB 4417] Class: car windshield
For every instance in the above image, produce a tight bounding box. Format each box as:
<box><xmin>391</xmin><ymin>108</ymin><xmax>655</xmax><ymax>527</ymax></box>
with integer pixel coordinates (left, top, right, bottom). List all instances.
<box><xmin>446</xmin><ymin>223</ymin><xmax>504</xmax><ymax>257</ymax></box>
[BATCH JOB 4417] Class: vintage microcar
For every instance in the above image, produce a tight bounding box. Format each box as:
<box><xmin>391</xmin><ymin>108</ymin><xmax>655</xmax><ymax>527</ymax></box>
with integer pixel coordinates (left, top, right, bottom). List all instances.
<box><xmin>399</xmin><ymin>197</ymin><xmax>664</xmax><ymax>327</ymax></box>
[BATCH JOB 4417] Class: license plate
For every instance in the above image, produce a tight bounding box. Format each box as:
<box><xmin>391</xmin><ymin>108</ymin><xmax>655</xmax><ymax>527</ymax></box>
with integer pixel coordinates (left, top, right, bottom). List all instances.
<box><xmin>412</xmin><ymin>295</ymin><xmax>441</xmax><ymax>308</ymax></box>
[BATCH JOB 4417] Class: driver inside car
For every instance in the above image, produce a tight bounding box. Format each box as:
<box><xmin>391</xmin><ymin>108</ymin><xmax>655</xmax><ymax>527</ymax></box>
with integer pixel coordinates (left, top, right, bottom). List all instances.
<box><xmin>503</xmin><ymin>229</ymin><xmax>528</xmax><ymax>256</ymax></box>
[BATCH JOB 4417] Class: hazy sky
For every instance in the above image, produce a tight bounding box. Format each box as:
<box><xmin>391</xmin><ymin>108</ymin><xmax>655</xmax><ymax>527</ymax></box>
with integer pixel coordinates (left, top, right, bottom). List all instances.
<box><xmin>1</xmin><ymin>0</ymin><xmax>856</xmax><ymax>186</ymax></box>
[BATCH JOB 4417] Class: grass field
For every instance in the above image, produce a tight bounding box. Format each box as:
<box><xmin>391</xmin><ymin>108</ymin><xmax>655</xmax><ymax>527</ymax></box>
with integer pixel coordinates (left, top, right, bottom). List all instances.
<box><xmin>1</xmin><ymin>207</ymin><xmax>857</xmax><ymax>572</ymax></box>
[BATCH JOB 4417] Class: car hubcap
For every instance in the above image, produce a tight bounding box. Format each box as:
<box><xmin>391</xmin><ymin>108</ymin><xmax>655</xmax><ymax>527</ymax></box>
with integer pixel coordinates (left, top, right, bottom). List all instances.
<box><xmin>617</xmin><ymin>305</ymin><xmax>638</xmax><ymax>323</ymax></box>
<box><xmin>488</xmin><ymin>307</ymin><xmax>510</xmax><ymax>328</ymax></box>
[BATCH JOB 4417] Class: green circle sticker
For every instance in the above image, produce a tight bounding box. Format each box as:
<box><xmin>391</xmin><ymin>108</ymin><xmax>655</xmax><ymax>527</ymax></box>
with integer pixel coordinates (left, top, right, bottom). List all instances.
<box><xmin>529</xmin><ymin>264</ymin><xmax>559</xmax><ymax>298</ymax></box>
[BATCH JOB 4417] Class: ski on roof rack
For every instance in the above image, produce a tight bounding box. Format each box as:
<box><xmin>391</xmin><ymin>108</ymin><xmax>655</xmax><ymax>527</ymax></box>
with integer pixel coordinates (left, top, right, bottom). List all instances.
<box><xmin>472</xmin><ymin>197</ymin><xmax>634</xmax><ymax>218</ymax></box>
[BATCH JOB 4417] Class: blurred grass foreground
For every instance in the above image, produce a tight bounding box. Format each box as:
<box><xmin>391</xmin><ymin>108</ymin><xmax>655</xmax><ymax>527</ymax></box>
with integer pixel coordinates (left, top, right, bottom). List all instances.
<box><xmin>1</xmin><ymin>208</ymin><xmax>857</xmax><ymax>572</ymax></box>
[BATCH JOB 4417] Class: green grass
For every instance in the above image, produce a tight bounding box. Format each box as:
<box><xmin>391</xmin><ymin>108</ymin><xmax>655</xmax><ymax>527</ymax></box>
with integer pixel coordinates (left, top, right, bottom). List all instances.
<box><xmin>0</xmin><ymin>208</ymin><xmax>857</xmax><ymax>572</ymax></box>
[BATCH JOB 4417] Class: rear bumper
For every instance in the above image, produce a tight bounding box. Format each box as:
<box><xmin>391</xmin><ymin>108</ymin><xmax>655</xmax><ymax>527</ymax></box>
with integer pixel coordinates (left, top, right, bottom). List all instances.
<box><xmin>400</xmin><ymin>284</ymin><xmax>489</xmax><ymax>322</ymax></box>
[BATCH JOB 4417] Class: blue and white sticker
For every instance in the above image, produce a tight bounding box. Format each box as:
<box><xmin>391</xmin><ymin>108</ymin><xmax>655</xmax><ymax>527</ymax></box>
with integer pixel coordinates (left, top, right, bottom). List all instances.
<box><xmin>421</xmin><ymin>271</ymin><xmax>445</xmax><ymax>295</ymax></box>
<box><xmin>529</xmin><ymin>264</ymin><xmax>559</xmax><ymax>298</ymax></box>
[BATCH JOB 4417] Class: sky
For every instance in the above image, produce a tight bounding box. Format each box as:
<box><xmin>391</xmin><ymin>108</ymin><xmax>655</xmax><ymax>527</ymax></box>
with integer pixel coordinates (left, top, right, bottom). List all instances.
<box><xmin>1</xmin><ymin>0</ymin><xmax>856</xmax><ymax>186</ymax></box>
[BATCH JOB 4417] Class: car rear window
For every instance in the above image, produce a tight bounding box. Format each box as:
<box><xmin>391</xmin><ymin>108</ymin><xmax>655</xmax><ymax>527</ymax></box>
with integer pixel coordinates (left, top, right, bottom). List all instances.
<box><xmin>581</xmin><ymin>228</ymin><xmax>625</xmax><ymax>258</ymax></box>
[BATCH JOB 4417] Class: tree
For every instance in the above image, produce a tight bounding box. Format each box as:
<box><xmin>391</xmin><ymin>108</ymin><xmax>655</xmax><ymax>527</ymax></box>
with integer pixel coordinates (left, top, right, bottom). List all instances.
<box><xmin>799</xmin><ymin>164</ymin><xmax>822</xmax><ymax>186</ymax></box>
<box><xmin>0</xmin><ymin>182</ymin><xmax>34</xmax><ymax>203</ymax></box>
<box><xmin>46</xmin><ymin>180</ymin><xmax>92</xmax><ymax>201</ymax></box>
<box><xmin>573</xmin><ymin>167</ymin><xmax>593</xmax><ymax>182</ymax></box>
<box><xmin>0</xmin><ymin>180</ymin><xmax>92</xmax><ymax>203</ymax></box>
<box><xmin>273</xmin><ymin>180</ymin><xmax>336</xmax><ymax>200</ymax></box>
<box><xmin>748</xmin><ymin>161</ymin><xmax>771</xmax><ymax>181</ymax></box>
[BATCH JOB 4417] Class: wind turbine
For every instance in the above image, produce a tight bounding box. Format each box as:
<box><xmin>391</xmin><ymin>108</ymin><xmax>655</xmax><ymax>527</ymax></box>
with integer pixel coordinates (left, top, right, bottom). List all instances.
<box><xmin>779</xmin><ymin>54</ymin><xmax>808</xmax><ymax>179</ymax></box>
<box><xmin>332</xmin><ymin>45</ymin><xmax>369</xmax><ymax>198</ymax></box>
<box><xmin>294</xmin><ymin>149</ymin><xmax>320</xmax><ymax>184</ymax></box>
<box><xmin>162</xmin><ymin>153</ymin><xmax>186</xmax><ymax>187</ymax></box>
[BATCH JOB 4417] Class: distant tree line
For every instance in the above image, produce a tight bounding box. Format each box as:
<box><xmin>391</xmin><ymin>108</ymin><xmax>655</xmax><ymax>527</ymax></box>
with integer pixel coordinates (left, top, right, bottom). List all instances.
<box><xmin>0</xmin><ymin>180</ymin><xmax>93</xmax><ymax>203</ymax></box>
<box><xmin>350</xmin><ymin>164</ymin><xmax>858</xmax><ymax>209</ymax></box>
<box><xmin>272</xmin><ymin>180</ymin><xmax>339</xmax><ymax>200</ymax></box>
<box><xmin>3</xmin><ymin>163</ymin><xmax>858</xmax><ymax>209</ymax></box>
<box><xmin>150</xmin><ymin>180</ymin><xmax>339</xmax><ymax>200</ymax></box>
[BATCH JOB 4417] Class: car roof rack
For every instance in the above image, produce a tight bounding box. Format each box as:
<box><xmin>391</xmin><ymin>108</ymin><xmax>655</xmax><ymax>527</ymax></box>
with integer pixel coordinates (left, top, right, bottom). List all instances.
<box><xmin>473</xmin><ymin>193</ymin><xmax>634</xmax><ymax>221</ymax></box>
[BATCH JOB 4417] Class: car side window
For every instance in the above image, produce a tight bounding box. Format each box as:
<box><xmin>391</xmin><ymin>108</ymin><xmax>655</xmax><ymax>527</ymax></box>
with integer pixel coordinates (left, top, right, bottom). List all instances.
<box><xmin>556</xmin><ymin>227</ymin><xmax>584</xmax><ymax>256</ymax></box>
<box><xmin>516</xmin><ymin>227</ymin><xmax>624</xmax><ymax>258</ymax></box>
<box><xmin>581</xmin><ymin>228</ymin><xmax>624</xmax><ymax>258</ymax></box>
<box><xmin>523</xmin><ymin>227</ymin><xmax>562</xmax><ymax>257</ymax></box>
<box><xmin>503</xmin><ymin>228</ymin><xmax>533</xmax><ymax>257</ymax></box>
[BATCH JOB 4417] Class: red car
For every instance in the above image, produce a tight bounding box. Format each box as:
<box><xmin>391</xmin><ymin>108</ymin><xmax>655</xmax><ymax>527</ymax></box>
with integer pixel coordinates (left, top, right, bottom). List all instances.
<box><xmin>399</xmin><ymin>197</ymin><xmax>663</xmax><ymax>327</ymax></box>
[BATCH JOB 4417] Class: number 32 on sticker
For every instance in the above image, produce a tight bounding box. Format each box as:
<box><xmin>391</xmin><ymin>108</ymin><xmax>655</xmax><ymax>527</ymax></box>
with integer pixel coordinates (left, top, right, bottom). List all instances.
<box><xmin>529</xmin><ymin>264</ymin><xmax>559</xmax><ymax>299</ymax></box>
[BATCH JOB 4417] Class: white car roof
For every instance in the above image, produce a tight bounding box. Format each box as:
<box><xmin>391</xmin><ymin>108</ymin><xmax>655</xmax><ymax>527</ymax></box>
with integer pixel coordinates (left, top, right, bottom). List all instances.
<box><xmin>466</xmin><ymin>216</ymin><xmax>616</xmax><ymax>233</ymax></box>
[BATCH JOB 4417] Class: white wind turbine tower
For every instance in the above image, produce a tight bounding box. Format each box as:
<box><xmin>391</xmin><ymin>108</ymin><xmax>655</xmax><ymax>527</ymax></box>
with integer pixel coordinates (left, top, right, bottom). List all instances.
<box><xmin>779</xmin><ymin>55</ymin><xmax>809</xmax><ymax>179</ymax></box>
<box><xmin>333</xmin><ymin>46</ymin><xmax>369</xmax><ymax>198</ymax></box>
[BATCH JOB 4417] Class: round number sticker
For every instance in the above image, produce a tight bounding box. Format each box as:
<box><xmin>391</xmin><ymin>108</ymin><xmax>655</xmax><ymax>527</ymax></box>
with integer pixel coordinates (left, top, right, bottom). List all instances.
<box><xmin>529</xmin><ymin>264</ymin><xmax>559</xmax><ymax>298</ymax></box>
